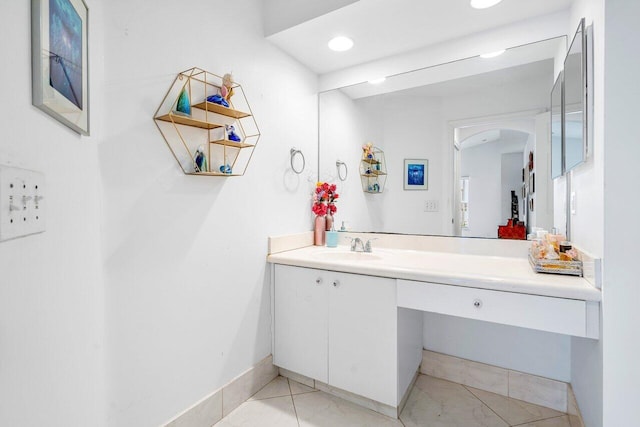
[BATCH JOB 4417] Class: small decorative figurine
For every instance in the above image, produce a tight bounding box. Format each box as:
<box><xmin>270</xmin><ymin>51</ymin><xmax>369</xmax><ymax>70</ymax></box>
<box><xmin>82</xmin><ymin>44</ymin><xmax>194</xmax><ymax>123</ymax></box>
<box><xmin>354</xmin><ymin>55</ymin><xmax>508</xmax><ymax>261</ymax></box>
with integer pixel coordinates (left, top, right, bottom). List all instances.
<box><xmin>219</xmin><ymin>155</ymin><xmax>232</xmax><ymax>174</ymax></box>
<box><xmin>219</xmin><ymin>163</ymin><xmax>232</xmax><ymax>174</ymax></box>
<box><xmin>362</xmin><ymin>142</ymin><xmax>374</xmax><ymax>159</ymax></box>
<box><xmin>226</xmin><ymin>124</ymin><xmax>241</xmax><ymax>142</ymax></box>
<box><xmin>194</xmin><ymin>145</ymin><xmax>208</xmax><ymax>172</ymax></box>
<box><xmin>206</xmin><ymin>94</ymin><xmax>229</xmax><ymax>108</ymax></box>
<box><xmin>221</xmin><ymin>73</ymin><xmax>234</xmax><ymax>102</ymax></box>
<box><xmin>175</xmin><ymin>88</ymin><xmax>191</xmax><ymax>116</ymax></box>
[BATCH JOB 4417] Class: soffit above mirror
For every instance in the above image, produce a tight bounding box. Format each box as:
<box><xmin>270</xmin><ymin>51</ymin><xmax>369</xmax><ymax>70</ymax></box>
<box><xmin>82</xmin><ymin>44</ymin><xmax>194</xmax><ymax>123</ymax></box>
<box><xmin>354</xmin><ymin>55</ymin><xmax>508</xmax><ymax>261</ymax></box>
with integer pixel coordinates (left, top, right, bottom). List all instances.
<box><xmin>337</xmin><ymin>39</ymin><xmax>558</xmax><ymax>100</ymax></box>
<box><xmin>265</xmin><ymin>0</ymin><xmax>573</xmax><ymax>75</ymax></box>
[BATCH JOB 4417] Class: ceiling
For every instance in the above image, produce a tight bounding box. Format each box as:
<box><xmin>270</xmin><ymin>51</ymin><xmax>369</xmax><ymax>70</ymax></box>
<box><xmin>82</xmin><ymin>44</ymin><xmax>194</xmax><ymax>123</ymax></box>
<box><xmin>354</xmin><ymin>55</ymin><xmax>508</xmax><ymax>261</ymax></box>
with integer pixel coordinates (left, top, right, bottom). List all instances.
<box><xmin>460</xmin><ymin>129</ymin><xmax>529</xmax><ymax>150</ymax></box>
<box><xmin>266</xmin><ymin>0</ymin><xmax>573</xmax><ymax>74</ymax></box>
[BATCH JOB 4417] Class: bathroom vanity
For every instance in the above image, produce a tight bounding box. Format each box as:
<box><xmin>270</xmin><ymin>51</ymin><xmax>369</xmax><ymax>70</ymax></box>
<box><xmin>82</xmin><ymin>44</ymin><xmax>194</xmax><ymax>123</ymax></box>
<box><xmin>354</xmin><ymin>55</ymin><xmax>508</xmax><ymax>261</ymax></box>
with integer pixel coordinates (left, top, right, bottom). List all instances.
<box><xmin>267</xmin><ymin>233</ymin><xmax>601</xmax><ymax>417</ymax></box>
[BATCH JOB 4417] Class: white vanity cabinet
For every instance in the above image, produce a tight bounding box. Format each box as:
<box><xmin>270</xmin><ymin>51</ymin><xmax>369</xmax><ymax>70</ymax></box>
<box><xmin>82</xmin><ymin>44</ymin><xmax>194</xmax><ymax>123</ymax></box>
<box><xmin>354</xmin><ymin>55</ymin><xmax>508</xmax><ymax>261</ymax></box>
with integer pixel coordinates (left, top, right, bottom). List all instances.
<box><xmin>273</xmin><ymin>264</ymin><xmax>419</xmax><ymax>408</ymax></box>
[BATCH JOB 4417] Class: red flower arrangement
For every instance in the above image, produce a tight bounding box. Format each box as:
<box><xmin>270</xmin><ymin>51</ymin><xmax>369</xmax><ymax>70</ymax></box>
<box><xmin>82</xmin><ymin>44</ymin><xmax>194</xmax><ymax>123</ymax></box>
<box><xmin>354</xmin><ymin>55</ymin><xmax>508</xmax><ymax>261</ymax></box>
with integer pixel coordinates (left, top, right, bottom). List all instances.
<box><xmin>312</xmin><ymin>182</ymin><xmax>339</xmax><ymax>216</ymax></box>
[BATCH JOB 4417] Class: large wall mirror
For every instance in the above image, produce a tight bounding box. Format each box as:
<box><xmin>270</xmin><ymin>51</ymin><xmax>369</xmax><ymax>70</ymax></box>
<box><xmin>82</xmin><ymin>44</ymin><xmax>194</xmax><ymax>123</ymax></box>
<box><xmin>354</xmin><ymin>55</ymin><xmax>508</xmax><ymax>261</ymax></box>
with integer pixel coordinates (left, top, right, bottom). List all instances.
<box><xmin>319</xmin><ymin>37</ymin><xmax>566</xmax><ymax>238</ymax></box>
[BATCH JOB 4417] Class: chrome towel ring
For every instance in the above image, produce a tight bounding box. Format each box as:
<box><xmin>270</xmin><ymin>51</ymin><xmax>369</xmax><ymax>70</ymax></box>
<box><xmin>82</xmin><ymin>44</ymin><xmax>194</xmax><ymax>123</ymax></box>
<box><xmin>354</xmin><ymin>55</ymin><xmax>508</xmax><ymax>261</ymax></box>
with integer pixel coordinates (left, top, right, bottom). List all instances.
<box><xmin>336</xmin><ymin>160</ymin><xmax>348</xmax><ymax>181</ymax></box>
<box><xmin>290</xmin><ymin>148</ymin><xmax>305</xmax><ymax>174</ymax></box>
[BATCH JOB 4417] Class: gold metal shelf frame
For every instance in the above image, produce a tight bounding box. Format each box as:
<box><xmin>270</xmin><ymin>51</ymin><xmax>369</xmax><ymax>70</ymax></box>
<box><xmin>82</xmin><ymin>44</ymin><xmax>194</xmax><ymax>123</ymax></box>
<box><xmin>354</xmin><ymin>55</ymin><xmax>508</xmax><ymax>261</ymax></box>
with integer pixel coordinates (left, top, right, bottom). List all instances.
<box><xmin>153</xmin><ymin>67</ymin><xmax>261</xmax><ymax>177</ymax></box>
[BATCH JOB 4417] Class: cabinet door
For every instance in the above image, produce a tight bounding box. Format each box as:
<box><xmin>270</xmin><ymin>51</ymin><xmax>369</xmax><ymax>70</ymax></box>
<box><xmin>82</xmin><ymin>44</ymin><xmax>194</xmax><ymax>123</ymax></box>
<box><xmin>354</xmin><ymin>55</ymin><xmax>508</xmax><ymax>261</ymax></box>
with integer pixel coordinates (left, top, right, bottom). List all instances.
<box><xmin>328</xmin><ymin>272</ymin><xmax>397</xmax><ymax>406</ymax></box>
<box><xmin>274</xmin><ymin>265</ymin><xmax>328</xmax><ymax>383</ymax></box>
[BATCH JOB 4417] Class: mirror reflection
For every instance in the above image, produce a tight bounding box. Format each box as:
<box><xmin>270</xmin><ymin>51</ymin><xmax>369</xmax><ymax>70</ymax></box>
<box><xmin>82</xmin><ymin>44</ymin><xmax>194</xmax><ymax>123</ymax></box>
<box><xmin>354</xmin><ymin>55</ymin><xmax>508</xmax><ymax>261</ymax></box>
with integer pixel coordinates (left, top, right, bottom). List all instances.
<box><xmin>319</xmin><ymin>37</ymin><xmax>565</xmax><ymax>238</ymax></box>
<box><xmin>551</xmin><ymin>72</ymin><xmax>564</xmax><ymax>179</ymax></box>
<box><xmin>564</xmin><ymin>19</ymin><xmax>585</xmax><ymax>172</ymax></box>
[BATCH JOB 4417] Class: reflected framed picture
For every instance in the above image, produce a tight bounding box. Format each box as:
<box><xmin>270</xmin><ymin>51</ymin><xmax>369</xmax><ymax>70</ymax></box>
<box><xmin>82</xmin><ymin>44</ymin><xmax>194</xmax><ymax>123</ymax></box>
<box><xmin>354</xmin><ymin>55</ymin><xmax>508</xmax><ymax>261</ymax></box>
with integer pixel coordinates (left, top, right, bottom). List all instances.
<box><xmin>403</xmin><ymin>159</ymin><xmax>428</xmax><ymax>190</ymax></box>
<box><xmin>31</xmin><ymin>0</ymin><xmax>90</xmax><ymax>135</ymax></box>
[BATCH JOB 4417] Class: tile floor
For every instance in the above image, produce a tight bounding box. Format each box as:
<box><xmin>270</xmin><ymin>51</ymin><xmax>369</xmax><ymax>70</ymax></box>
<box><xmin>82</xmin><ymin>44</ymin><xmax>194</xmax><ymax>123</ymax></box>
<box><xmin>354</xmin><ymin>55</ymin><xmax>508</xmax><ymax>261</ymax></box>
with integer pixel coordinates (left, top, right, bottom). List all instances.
<box><xmin>214</xmin><ymin>374</ymin><xmax>571</xmax><ymax>427</ymax></box>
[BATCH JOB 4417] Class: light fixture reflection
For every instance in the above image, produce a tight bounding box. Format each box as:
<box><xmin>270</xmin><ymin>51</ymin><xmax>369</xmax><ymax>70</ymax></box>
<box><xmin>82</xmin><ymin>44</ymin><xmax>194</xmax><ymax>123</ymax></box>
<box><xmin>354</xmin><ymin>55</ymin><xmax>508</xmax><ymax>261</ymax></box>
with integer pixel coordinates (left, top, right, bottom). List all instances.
<box><xmin>368</xmin><ymin>77</ymin><xmax>386</xmax><ymax>84</ymax></box>
<box><xmin>480</xmin><ymin>49</ymin><xmax>506</xmax><ymax>58</ymax></box>
<box><xmin>328</xmin><ymin>36</ymin><xmax>354</xmax><ymax>52</ymax></box>
<box><xmin>470</xmin><ymin>0</ymin><xmax>503</xmax><ymax>9</ymax></box>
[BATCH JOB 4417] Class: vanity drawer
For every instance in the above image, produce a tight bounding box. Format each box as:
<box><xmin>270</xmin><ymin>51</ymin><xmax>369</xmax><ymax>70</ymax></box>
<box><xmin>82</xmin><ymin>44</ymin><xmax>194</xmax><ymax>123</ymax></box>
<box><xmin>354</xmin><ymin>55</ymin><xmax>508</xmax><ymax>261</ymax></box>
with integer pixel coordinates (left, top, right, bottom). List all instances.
<box><xmin>397</xmin><ymin>280</ymin><xmax>586</xmax><ymax>337</ymax></box>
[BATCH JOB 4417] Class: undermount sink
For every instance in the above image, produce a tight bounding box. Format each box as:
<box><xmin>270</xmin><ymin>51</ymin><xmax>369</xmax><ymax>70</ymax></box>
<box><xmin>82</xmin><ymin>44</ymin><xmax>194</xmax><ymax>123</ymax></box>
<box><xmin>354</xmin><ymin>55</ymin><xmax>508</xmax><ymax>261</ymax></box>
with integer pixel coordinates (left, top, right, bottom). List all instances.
<box><xmin>315</xmin><ymin>250</ymin><xmax>383</xmax><ymax>262</ymax></box>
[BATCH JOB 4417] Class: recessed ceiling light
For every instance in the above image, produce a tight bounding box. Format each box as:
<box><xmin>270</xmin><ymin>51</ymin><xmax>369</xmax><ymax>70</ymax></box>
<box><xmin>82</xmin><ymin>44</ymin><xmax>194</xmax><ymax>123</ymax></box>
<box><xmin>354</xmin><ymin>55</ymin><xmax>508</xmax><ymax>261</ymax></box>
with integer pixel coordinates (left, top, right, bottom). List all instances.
<box><xmin>368</xmin><ymin>77</ymin><xmax>386</xmax><ymax>84</ymax></box>
<box><xmin>470</xmin><ymin>0</ymin><xmax>503</xmax><ymax>9</ymax></box>
<box><xmin>328</xmin><ymin>36</ymin><xmax>354</xmax><ymax>52</ymax></box>
<box><xmin>480</xmin><ymin>49</ymin><xmax>506</xmax><ymax>58</ymax></box>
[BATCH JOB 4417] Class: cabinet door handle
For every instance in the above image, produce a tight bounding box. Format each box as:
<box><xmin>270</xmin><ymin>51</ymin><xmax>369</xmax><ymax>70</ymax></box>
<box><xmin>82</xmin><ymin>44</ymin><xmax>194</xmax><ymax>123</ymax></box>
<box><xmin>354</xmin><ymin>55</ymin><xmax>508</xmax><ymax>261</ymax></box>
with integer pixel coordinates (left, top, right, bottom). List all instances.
<box><xmin>473</xmin><ymin>299</ymin><xmax>482</xmax><ymax>308</ymax></box>
<box><xmin>333</xmin><ymin>280</ymin><xmax>340</xmax><ymax>287</ymax></box>
<box><xmin>315</xmin><ymin>277</ymin><xmax>323</xmax><ymax>285</ymax></box>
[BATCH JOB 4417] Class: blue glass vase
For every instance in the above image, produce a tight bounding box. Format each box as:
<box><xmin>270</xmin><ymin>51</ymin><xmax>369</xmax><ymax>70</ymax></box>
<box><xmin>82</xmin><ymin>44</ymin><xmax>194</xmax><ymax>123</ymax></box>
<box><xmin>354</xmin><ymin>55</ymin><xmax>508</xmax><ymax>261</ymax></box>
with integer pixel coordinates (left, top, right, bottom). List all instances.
<box><xmin>175</xmin><ymin>88</ymin><xmax>191</xmax><ymax>116</ymax></box>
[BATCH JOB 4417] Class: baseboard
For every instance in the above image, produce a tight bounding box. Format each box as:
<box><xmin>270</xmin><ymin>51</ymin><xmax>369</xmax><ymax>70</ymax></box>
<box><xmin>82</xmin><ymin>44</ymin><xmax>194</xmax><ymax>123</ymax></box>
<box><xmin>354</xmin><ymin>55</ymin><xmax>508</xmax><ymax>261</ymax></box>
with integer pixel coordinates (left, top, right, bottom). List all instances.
<box><xmin>163</xmin><ymin>355</ymin><xmax>278</xmax><ymax>427</ymax></box>
<box><xmin>567</xmin><ymin>384</ymin><xmax>586</xmax><ymax>427</ymax></box>
<box><xmin>398</xmin><ymin>369</ymin><xmax>419</xmax><ymax>416</ymax></box>
<box><xmin>421</xmin><ymin>349</ymin><xmax>586</xmax><ymax>415</ymax></box>
<box><xmin>278</xmin><ymin>367</ymin><xmax>414</xmax><ymax>419</ymax></box>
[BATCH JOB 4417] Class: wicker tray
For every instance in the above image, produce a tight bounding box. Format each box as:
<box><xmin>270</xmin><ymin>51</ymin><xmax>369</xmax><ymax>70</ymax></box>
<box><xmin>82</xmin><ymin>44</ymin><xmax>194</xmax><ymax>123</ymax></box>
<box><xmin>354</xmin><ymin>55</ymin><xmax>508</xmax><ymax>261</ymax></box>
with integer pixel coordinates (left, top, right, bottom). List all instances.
<box><xmin>528</xmin><ymin>253</ymin><xmax>583</xmax><ymax>276</ymax></box>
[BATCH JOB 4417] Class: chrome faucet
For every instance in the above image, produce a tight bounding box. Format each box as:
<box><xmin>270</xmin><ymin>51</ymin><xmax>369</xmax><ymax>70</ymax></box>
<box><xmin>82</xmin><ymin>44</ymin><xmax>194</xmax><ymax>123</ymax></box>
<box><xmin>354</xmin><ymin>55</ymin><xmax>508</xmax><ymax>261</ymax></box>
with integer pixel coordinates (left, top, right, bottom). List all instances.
<box><xmin>350</xmin><ymin>237</ymin><xmax>373</xmax><ymax>253</ymax></box>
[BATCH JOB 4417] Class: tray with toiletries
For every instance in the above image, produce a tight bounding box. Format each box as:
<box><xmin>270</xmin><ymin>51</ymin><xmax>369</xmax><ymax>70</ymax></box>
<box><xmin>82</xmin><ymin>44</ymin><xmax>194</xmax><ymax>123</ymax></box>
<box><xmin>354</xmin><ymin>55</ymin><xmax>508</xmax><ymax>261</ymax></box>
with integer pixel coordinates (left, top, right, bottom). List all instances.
<box><xmin>529</xmin><ymin>235</ymin><xmax>583</xmax><ymax>276</ymax></box>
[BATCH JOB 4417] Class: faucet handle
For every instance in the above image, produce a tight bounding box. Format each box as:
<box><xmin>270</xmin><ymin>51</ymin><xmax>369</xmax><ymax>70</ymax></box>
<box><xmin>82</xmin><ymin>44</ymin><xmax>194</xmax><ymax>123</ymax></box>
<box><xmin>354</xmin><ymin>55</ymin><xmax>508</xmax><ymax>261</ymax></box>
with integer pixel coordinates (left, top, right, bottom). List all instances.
<box><xmin>348</xmin><ymin>237</ymin><xmax>357</xmax><ymax>251</ymax></box>
<box><xmin>363</xmin><ymin>238</ymin><xmax>378</xmax><ymax>252</ymax></box>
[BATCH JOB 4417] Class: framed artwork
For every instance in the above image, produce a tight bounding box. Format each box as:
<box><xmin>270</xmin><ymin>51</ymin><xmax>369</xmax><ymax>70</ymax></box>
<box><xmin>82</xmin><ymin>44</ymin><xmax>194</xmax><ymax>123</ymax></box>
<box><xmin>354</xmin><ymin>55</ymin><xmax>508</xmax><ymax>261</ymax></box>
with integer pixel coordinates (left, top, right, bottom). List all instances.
<box><xmin>532</xmin><ymin>172</ymin><xmax>536</xmax><ymax>193</ymax></box>
<box><xmin>32</xmin><ymin>0</ymin><xmax>90</xmax><ymax>135</ymax></box>
<box><xmin>403</xmin><ymin>159</ymin><xmax>428</xmax><ymax>190</ymax></box>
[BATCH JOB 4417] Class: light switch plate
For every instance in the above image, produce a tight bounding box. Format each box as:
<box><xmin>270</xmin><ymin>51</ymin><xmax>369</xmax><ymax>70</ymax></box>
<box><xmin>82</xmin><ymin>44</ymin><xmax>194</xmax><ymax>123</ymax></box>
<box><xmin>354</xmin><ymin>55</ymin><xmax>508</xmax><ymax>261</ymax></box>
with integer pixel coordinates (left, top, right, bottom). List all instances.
<box><xmin>0</xmin><ymin>166</ymin><xmax>46</xmax><ymax>242</ymax></box>
<box><xmin>424</xmin><ymin>200</ymin><xmax>439</xmax><ymax>212</ymax></box>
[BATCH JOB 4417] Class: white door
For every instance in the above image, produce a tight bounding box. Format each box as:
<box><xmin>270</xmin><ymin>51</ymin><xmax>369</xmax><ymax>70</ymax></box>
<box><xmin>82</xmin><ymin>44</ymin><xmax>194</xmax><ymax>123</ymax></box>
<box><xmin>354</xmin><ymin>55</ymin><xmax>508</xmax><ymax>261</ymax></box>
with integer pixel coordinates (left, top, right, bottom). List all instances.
<box><xmin>274</xmin><ymin>265</ymin><xmax>329</xmax><ymax>383</ymax></box>
<box><xmin>328</xmin><ymin>271</ymin><xmax>398</xmax><ymax>406</ymax></box>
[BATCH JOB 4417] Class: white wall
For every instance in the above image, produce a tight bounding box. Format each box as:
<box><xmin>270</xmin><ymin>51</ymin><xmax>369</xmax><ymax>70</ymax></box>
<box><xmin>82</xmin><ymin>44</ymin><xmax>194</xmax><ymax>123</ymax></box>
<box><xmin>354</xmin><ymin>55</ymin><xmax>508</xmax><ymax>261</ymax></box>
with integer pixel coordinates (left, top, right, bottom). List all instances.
<box><xmin>263</xmin><ymin>0</ymin><xmax>358</xmax><ymax>36</ymax></box>
<box><xmin>0</xmin><ymin>1</ymin><xmax>107</xmax><ymax>426</ymax></box>
<box><xmin>361</xmin><ymin>95</ymin><xmax>446</xmax><ymax>235</ymax></box>
<box><xmin>424</xmin><ymin>313</ymin><xmax>571</xmax><ymax>382</ymax></box>
<box><xmin>460</xmin><ymin>141</ymin><xmax>523</xmax><ymax>238</ymax></box>
<box><xmin>566</xmin><ymin>1</ymin><xmax>605</xmax><ymax>426</ymax></box>
<box><xmin>502</xmin><ymin>153</ymin><xmax>523</xmax><ymax>223</ymax></box>
<box><xmin>602</xmin><ymin>0</ymin><xmax>640</xmax><ymax>425</ymax></box>
<box><xmin>101</xmin><ymin>1</ymin><xmax>317</xmax><ymax>426</ymax></box>
<box><xmin>319</xmin><ymin>90</ymin><xmax>377</xmax><ymax>233</ymax></box>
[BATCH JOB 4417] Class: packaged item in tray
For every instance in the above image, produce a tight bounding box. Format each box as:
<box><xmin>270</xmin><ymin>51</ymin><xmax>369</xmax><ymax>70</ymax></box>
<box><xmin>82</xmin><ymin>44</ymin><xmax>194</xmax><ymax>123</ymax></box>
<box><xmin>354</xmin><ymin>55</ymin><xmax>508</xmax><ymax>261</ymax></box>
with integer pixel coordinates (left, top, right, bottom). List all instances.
<box><xmin>529</xmin><ymin>236</ymin><xmax>582</xmax><ymax>276</ymax></box>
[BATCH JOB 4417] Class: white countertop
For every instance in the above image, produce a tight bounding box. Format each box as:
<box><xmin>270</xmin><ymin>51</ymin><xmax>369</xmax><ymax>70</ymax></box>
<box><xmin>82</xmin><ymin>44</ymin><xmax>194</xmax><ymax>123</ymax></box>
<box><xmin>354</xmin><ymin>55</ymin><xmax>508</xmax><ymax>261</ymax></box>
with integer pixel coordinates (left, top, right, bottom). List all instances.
<box><xmin>267</xmin><ymin>245</ymin><xmax>601</xmax><ymax>302</ymax></box>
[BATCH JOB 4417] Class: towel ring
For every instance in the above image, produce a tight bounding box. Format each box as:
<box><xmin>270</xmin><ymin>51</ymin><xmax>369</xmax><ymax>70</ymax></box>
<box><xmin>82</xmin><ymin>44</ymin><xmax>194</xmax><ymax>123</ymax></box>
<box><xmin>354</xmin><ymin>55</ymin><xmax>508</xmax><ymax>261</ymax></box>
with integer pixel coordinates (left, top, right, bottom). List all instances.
<box><xmin>336</xmin><ymin>160</ymin><xmax>348</xmax><ymax>181</ymax></box>
<box><xmin>290</xmin><ymin>148</ymin><xmax>305</xmax><ymax>174</ymax></box>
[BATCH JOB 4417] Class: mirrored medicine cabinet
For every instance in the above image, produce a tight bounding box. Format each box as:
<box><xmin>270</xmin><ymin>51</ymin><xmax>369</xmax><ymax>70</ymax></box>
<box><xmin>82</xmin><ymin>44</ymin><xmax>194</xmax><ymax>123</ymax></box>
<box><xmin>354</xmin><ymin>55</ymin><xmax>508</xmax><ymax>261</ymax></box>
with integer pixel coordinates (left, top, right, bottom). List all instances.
<box><xmin>551</xmin><ymin>18</ymin><xmax>593</xmax><ymax>178</ymax></box>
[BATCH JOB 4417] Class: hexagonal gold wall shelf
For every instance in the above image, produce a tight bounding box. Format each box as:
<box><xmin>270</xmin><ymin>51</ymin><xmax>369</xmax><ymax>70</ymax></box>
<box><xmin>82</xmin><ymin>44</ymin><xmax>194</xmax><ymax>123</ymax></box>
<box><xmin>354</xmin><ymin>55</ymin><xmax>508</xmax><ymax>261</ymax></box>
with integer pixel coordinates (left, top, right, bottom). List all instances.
<box><xmin>154</xmin><ymin>67</ymin><xmax>260</xmax><ymax>176</ymax></box>
<box><xmin>360</xmin><ymin>146</ymin><xmax>387</xmax><ymax>193</ymax></box>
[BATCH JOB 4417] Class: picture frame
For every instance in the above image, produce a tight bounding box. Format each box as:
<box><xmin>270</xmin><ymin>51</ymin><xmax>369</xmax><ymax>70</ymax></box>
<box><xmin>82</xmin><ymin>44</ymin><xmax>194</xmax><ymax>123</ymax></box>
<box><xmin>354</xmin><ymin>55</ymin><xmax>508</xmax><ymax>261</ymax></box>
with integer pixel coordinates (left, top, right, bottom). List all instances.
<box><xmin>403</xmin><ymin>159</ymin><xmax>428</xmax><ymax>190</ymax></box>
<box><xmin>32</xmin><ymin>0</ymin><xmax>90</xmax><ymax>135</ymax></box>
<box><xmin>532</xmin><ymin>172</ymin><xmax>536</xmax><ymax>193</ymax></box>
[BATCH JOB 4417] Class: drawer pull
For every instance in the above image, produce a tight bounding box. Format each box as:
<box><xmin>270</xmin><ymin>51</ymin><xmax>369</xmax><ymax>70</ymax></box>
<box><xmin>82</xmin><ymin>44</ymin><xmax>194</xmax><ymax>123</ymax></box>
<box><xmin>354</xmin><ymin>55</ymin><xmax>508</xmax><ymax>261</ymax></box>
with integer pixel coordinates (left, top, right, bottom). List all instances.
<box><xmin>315</xmin><ymin>278</ymin><xmax>323</xmax><ymax>285</ymax></box>
<box><xmin>333</xmin><ymin>280</ymin><xmax>340</xmax><ymax>287</ymax></box>
<box><xmin>473</xmin><ymin>299</ymin><xmax>482</xmax><ymax>308</ymax></box>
